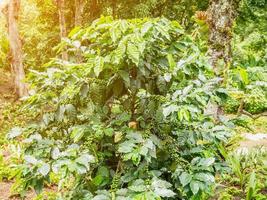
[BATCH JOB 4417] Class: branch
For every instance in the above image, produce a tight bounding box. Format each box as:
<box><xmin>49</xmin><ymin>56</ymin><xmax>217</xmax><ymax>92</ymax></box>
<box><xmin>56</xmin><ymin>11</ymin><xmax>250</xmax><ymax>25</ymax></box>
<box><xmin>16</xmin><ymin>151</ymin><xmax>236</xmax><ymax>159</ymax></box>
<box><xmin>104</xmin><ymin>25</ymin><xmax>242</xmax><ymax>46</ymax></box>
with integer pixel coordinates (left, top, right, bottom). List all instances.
<box><xmin>240</xmin><ymin>110</ymin><xmax>267</xmax><ymax>120</ymax></box>
<box><xmin>236</xmin><ymin>97</ymin><xmax>267</xmax><ymax>119</ymax></box>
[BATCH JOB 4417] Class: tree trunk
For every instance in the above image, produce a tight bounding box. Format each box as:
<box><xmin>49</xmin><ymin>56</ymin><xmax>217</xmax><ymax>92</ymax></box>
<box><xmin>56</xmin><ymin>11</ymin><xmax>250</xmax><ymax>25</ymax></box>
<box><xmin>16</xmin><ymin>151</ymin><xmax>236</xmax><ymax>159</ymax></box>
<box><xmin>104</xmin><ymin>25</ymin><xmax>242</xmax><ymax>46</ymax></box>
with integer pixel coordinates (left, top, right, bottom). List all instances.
<box><xmin>74</xmin><ymin>0</ymin><xmax>86</xmax><ymax>63</ymax></box>
<box><xmin>74</xmin><ymin>0</ymin><xmax>85</xmax><ymax>27</ymax></box>
<box><xmin>111</xmin><ymin>0</ymin><xmax>117</xmax><ymax>18</ymax></box>
<box><xmin>5</xmin><ymin>0</ymin><xmax>28</xmax><ymax>98</ymax></box>
<box><xmin>55</xmin><ymin>0</ymin><xmax>68</xmax><ymax>60</ymax></box>
<box><xmin>207</xmin><ymin>0</ymin><xmax>240</xmax><ymax>73</ymax></box>
<box><xmin>89</xmin><ymin>0</ymin><xmax>101</xmax><ymax>20</ymax></box>
<box><xmin>205</xmin><ymin>0</ymin><xmax>240</xmax><ymax>121</ymax></box>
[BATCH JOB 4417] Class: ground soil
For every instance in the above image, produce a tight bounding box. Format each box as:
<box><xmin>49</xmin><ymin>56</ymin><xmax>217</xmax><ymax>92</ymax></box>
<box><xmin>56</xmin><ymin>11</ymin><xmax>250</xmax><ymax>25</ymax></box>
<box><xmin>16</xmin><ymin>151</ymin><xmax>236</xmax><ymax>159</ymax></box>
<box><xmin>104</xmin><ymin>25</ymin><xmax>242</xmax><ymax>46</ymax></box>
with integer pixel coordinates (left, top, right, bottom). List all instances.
<box><xmin>0</xmin><ymin>182</ymin><xmax>36</xmax><ymax>200</ymax></box>
<box><xmin>0</xmin><ymin>181</ymin><xmax>56</xmax><ymax>200</ymax></box>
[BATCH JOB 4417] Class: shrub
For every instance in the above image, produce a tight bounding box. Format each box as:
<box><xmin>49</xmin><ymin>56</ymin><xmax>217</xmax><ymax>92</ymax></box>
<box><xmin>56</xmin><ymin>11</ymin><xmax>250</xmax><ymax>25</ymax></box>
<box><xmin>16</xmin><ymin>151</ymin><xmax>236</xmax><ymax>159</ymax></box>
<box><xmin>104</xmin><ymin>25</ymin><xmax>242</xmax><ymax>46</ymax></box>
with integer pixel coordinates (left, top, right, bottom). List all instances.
<box><xmin>9</xmin><ymin>17</ymin><xmax>233</xmax><ymax>199</ymax></box>
<box><xmin>244</xmin><ymin>88</ymin><xmax>267</xmax><ymax>114</ymax></box>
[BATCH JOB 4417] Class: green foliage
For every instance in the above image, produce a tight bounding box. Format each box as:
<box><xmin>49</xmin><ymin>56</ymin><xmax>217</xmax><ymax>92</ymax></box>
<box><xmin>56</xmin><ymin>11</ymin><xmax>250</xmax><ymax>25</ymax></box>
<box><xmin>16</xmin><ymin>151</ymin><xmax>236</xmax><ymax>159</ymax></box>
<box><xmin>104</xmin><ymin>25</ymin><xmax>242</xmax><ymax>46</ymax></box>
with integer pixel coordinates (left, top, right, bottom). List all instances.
<box><xmin>0</xmin><ymin>150</ymin><xmax>12</xmax><ymax>181</ymax></box>
<box><xmin>215</xmin><ymin>148</ymin><xmax>267</xmax><ymax>200</ymax></box>
<box><xmin>9</xmin><ymin>17</ymin><xmax>233</xmax><ymax>199</ymax></box>
<box><xmin>223</xmin><ymin>0</ymin><xmax>267</xmax><ymax>117</ymax></box>
<box><xmin>244</xmin><ymin>88</ymin><xmax>267</xmax><ymax>114</ymax></box>
<box><xmin>224</xmin><ymin>66</ymin><xmax>267</xmax><ymax>114</ymax></box>
<box><xmin>223</xmin><ymin>95</ymin><xmax>240</xmax><ymax>114</ymax></box>
<box><xmin>234</xmin><ymin>0</ymin><xmax>267</xmax><ymax>68</ymax></box>
<box><xmin>0</xmin><ymin>31</ymin><xmax>9</xmax><ymax>69</ymax></box>
<box><xmin>20</xmin><ymin>0</ymin><xmax>60</xmax><ymax>69</ymax></box>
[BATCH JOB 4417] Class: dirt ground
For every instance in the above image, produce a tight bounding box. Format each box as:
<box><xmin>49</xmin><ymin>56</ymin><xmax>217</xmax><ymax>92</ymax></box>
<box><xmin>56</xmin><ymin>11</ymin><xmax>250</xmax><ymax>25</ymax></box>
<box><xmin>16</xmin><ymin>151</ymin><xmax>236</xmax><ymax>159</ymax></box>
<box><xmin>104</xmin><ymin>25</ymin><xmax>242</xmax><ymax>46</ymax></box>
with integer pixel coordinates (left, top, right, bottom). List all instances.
<box><xmin>0</xmin><ymin>181</ymin><xmax>56</xmax><ymax>200</ymax></box>
<box><xmin>0</xmin><ymin>182</ymin><xmax>36</xmax><ymax>200</ymax></box>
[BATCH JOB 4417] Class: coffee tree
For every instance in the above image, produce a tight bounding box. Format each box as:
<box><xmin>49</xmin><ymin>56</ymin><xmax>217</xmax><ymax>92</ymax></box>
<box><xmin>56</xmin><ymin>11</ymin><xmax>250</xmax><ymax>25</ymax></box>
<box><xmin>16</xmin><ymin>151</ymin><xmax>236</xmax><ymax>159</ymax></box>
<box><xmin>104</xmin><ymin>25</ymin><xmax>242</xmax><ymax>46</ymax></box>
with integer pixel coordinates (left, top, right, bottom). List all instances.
<box><xmin>9</xmin><ymin>17</ymin><xmax>233</xmax><ymax>199</ymax></box>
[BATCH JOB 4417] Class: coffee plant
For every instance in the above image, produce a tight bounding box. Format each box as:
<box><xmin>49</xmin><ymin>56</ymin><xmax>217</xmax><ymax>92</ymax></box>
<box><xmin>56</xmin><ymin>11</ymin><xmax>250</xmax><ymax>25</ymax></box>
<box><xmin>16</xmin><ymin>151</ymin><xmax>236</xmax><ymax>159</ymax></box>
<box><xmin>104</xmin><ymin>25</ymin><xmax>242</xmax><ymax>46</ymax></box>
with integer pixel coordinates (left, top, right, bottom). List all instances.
<box><xmin>9</xmin><ymin>17</ymin><xmax>233</xmax><ymax>199</ymax></box>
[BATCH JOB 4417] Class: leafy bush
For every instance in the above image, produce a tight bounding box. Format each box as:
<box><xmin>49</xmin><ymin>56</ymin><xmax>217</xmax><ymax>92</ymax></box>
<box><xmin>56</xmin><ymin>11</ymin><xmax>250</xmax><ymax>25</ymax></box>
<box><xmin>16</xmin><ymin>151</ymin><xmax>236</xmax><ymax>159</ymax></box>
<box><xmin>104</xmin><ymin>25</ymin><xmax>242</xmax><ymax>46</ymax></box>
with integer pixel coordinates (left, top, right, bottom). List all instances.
<box><xmin>223</xmin><ymin>95</ymin><xmax>240</xmax><ymax>114</ymax></box>
<box><xmin>9</xmin><ymin>17</ymin><xmax>233</xmax><ymax>199</ymax></box>
<box><xmin>225</xmin><ymin>66</ymin><xmax>267</xmax><ymax>115</ymax></box>
<box><xmin>244</xmin><ymin>88</ymin><xmax>267</xmax><ymax>114</ymax></box>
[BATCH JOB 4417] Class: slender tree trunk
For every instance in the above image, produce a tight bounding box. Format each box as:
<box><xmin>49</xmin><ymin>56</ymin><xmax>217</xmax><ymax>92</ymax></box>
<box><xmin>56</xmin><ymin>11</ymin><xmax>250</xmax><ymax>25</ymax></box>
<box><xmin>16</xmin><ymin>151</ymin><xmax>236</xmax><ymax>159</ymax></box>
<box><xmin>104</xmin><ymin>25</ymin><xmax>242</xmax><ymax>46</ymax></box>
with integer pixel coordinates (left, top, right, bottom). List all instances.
<box><xmin>74</xmin><ymin>0</ymin><xmax>85</xmax><ymax>27</ymax></box>
<box><xmin>55</xmin><ymin>0</ymin><xmax>68</xmax><ymax>60</ymax></box>
<box><xmin>5</xmin><ymin>0</ymin><xmax>28</xmax><ymax>97</ymax></box>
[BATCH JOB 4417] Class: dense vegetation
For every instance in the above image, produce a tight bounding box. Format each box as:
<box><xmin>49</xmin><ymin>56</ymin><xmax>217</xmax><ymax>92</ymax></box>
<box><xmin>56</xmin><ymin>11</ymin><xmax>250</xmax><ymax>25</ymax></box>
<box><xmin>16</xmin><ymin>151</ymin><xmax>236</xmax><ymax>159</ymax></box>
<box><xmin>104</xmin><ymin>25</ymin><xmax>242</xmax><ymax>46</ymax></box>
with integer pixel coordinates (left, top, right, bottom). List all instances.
<box><xmin>0</xmin><ymin>0</ymin><xmax>266</xmax><ymax>200</ymax></box>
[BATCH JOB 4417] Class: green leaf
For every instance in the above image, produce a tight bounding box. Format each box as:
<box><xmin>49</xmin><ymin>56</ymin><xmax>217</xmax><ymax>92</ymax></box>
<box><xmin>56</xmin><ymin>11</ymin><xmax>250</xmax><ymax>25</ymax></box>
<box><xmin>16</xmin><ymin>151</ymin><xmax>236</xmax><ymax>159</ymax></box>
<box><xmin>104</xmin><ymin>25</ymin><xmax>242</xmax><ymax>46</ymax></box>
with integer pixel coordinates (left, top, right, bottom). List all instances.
<box><xmin>246</xmin><ymin>171</ymin><xmax>256</xmax><ymax>200</ymax></box>
<box><xmin>190</xmin><ymin>180</ymin><xmax>200</xmax><ymax>195</ymax></box>
<box><xmin>118</xmin><ymin>70</ymin><xmax>130</xmax><ymax>87</ymax></box>
<box><xmin>131</xmin><ymin>152</ymin><xmax>141</xmax><ymax>165</ymax></box>
<box><xmin>178</xmin><ymin>109</ymin><xmax>183</xmax><ymax>121</ymax></box>
<box><xmin>51</xmin><ymin>147</ymin><xmax>60</xmax><ymax>159</ymax></box>
<box><xmin>152</xmin><ymin>179</ymin><xmax>172</xmax><ymax>188</ymax></box>
<box><xmin>152</xmin><ymin>179</ymin><xmax>176</xmax><ymax>197</ymax></box>
<box><xmin>110</xmin><ymin>25</ymin><xmax>121</xmax><ymax>42</ymax></box>
<box><xmin>119</xmin><ymin>20</ymin><xmax>128</xmax><ymax>33</ymax></box>
<box><xmin>239</xmin><ymin>67</ymin><xmax>249</xmax><ymax>85</ymax></box>
<box><xmin>178</xmin><ymin>108</ymin><xmax>190</xmax><ymax>121</ymax></box>
<box><xmin>7</xmin><ymin>127</ymin><xmax>22</xmax><ymax>139</ymax></box>
<box><xmin>127</xmin><ymin>132</ymin><xmax>143</xmax><ymax>142</ymax></box>
<box><xmin>140</xmin><ymin>146</ymin><xmax>149</xmax><ymax>156</ymax></box>
<box><xmin>115</xmin><ymin>41</ymin><xmax>126</xmax><ymax>63</ymax></box>
<box><xmin>164</xmin><ymin>73</ymin><xmax>172</xmax><ymax>82</ymax></box>
<box><xmin>68</xmin><ymin>26</ymin><xmax>81</xmax><ymax>37</ymax></box>
<box><xmin>183</xmin><ymin>109</ymin><xmax>190</xmax><ymax>121</ymax></box>
<box><xmin>154</xmin><ymin>188</ymin><xmax>176</xmax><ymax>198</ymax></box>
<box><xmin>183</xmin><ymin>85</ymin><xmax>193</xmax><ymax>95</ymax></box>
<box><xmin>141</xmin><ymin>22</ymin><xmax>153</xmax><ymax>36</ymax></box>
<box><xmin>194</xmin><ymin>173</ymin><xmax>215</xmax><ymax>183</ymax></box>
<box><xmin>179</xmin><ymin>172</ymin><xmax>192</xmax><ymax>187</ymax></box>
<box><xmin>92</xmin><ymin>166</ymin><xmax>110</xmax><ymax>186</ymax></box>
<box><xmin>127</xmin><ymin>42</ymin><xmax>140</xmax><ymax>65</ymax></box>
<box><xmin>38</xmin><ymin>163</ymin><xmax>50</xmax><ymax>176</ymax></box>
<box><xmin>198</xmin><ymin>157</ymin><xmax>215</xmax><ymax>167</ymax></box>
<box><xmin>75</xmin><ymin>154</ymin><xmax>95</xmax><ymax>168</ymax></box>
<box><xmin>33</xmin><ymin>179</ymin><xmax>44</xmax><ymax>195</ymax></box>
<box><xmin>104</xmin><ymin>128</ymin><xmax>114</xmax><ymax>137</ymax></box>
<box><xmin>167</xmin><ymin>54</ymin><xmax>175</xmax><ymax>70</ymax></box>
<box><xmin>133</xmin><ymin>192</ymin><xmax>159</xmax><ymax>200</ymax></box>
<box><xmin>76</xmin><ymin>165</ymin><xmax>87</xmax><ymax>174</ymax></box>
<box><xmin>118</xmin><ymin>141</ymin><xmax>136</xmax><ymax>153</ymax></box>
<box><xmin>70</xmin><ymin>126</ymin><xmax>85</xmax><ymax>143</ymax></box>
<box><xmin>25</xmin><ymin>155</ymin><xmax>38</xmax><ymax>165</ymax></box>
<box><xmin>163</xmin><ymin>105</ymin><xmax>178</xmax><ymax>117</ymax></box>
<box><xmin>129</xmin><ymin>179</ymin><xmax>146</xmax><ymax>192</ymax></box>
<box><xmin>94</xmin><ymin>56</ymin><xmax>104</xmax><ymax>77</ymax></box>
<box><xmin>155</xmin><ymin>24</ymin><xmax>170</xmax><ymax>40</ymax></box>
